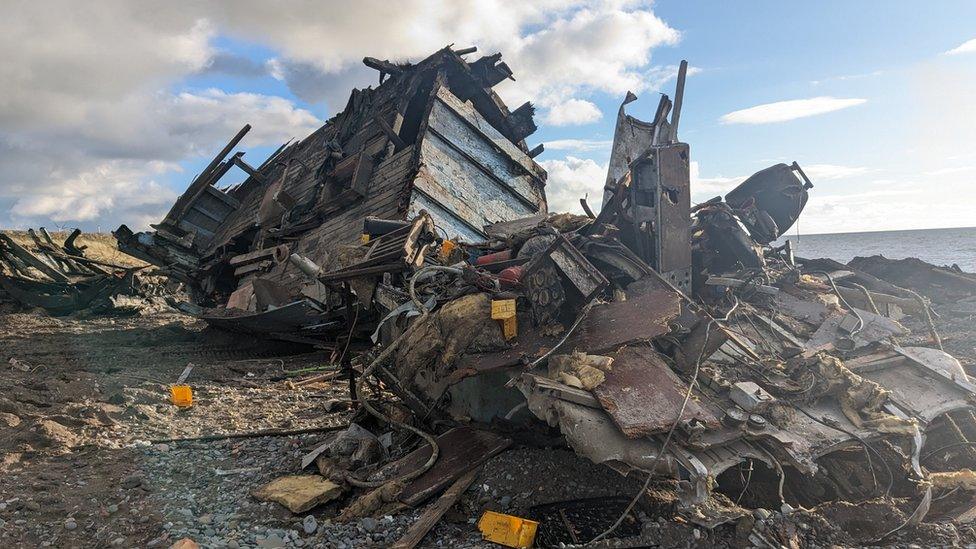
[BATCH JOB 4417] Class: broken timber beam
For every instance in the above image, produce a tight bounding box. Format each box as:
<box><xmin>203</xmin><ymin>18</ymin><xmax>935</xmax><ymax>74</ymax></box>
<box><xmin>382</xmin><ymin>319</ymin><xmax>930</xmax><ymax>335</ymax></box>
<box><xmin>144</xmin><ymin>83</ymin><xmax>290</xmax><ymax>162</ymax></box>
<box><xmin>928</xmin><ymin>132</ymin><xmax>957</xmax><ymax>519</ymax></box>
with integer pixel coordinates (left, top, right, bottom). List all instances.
<box><xmin>0</xmin><ymin>234</ymin><xmax>70</xmax><ymax>282</ymax></box>
<box><xmin>163</xmin><ymin>124</ymin><xmax>251</xmax><ymax>226</ymax></box>
<box><xmin>390</xmin><ymin>468</ymin><xmax>480</xmax><ymax>549</ymax></box>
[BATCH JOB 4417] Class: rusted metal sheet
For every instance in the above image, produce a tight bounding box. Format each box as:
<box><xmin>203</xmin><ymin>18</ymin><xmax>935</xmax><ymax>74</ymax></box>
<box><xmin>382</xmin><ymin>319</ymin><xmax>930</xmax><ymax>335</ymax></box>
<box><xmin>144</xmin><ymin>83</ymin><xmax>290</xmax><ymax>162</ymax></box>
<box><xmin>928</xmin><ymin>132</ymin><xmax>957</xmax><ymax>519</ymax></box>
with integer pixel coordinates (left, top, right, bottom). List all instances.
<box><xmin>571</xmin><ymin>288</ymin><xmax>681</xmax><ymax>353</ymax></box>
<box><xmin>593</xmin><ymin>346</ymin><xmax>719</xmax><ymax>438</ymax></box>
<box><xmin>651</xmin><ymin>144</ymin><xmax>692</xmax><ymax>279</ymax></box>
<box><xmin>370</xmin><ymin>427</ymin><xmax>511</xmax><ymax>506</ymax></box>
<box><xmin>857</xmin><ymin>347</ymin><xmax>976</xmax><ymax>423</ymax></box>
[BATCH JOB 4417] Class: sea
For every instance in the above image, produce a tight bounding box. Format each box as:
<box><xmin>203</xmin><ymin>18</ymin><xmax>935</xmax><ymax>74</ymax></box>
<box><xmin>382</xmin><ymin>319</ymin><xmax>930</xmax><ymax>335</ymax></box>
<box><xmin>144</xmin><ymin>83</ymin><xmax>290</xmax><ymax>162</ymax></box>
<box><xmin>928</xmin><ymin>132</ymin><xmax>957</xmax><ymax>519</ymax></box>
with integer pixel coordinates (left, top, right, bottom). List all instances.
<box><xmin>775</xmin><ymin>226</ymin><xmax>976</xmax><ymax>273</ymax></box>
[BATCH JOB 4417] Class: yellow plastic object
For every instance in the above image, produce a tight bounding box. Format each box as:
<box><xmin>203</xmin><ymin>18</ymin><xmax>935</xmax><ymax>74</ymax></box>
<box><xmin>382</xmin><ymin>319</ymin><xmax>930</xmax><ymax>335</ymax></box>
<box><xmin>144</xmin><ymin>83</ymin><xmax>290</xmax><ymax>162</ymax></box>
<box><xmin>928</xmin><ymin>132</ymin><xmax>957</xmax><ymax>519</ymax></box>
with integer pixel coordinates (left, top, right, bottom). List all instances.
<box><xmin>477</xmin><ymin>510</ymin><xmax>538</xmax><ymax>548</ymax></box>
<box><xmin>439</xmin><ymin>240</ymin><xmax>456</xmax><ymax>261</ymax></box>
<box><xmin>491</xmin><ymin>299</ymin><xmax>518</xmax><ymax>340</ymax></box>
<box><xmin>360</xmin><ymin>233</ymin><xmax>370</xmax><ymax>244</ymax></box>
<box><xmin>491</xmin><ymin>299</ymin><xmax>516</xmax><ymax>319</ymax></box>
<box><xmin>170</xmin><ymin>385</ymin><xmax>193</xmax><ymax>407</ymax></box>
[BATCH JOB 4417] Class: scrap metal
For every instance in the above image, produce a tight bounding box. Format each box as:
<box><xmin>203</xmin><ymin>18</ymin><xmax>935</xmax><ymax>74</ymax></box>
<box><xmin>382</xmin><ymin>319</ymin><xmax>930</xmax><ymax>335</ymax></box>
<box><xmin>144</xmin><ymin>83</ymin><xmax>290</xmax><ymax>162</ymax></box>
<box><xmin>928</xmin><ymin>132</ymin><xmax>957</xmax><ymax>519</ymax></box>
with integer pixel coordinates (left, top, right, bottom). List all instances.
<box><xmin>113</xmin><ymin>45</ymin><xmax>976</xmax><ymax>543</ymax></box>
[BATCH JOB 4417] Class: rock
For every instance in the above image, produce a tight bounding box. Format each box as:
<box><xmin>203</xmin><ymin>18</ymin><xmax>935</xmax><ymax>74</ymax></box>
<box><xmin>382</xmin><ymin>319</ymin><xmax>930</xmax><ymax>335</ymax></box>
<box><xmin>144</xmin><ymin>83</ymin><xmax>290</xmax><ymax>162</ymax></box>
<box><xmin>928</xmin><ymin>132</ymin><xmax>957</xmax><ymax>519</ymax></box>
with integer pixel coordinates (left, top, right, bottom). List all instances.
<box><xmin>111</xmin><ymin>537</ymin><xmax>126</xmax><ymax>546</ymax></box>
<box><xmin>121</xmin><ymin>474</ymin><xmax>144</xmax><ymax>489</ymax></box>
<box><xmin>361</xmin><ymin>517</ymin><xmax>378</xmax><ymax>533</ymax></box>
<box><xmin>252</xmin><ymin>475</ymin><xmax>344</xmax><ymax>514</ymax></box>
<box><xmin>155</xmin><ymin>443</ymin><xmax>171</xmax><ymax>452</ymax></box>
<box><xmin>169</xmin><ymin>539</ymin><xmax>199</xmax><ymax>549</ymax></box>
<box><xmin>24</xmin><ymin>419</ymin><xmax>79</xmax><ymax>449</ymax></box>
<box><xmin>107</xmin><ymin>504</ymin><xmax>119</xmax><ymax>514</ymax></box>
<box><xmin>302</xmin><ymin>515</ymin><xmax>317</xmax><ymax>535</ymax></box>
<box><xmin>0</xmin><ymin>412</ymin><xmax>21</xmax><ymax>428</ymax></box>
<box><xmin>64</xmin><ymin>518</ymin><xmax>77</xmax><ymax>530</ymax></box>
<box><xmin>499</xmin><ymin>495</ymin><xmax>512</xmax><ymax>508</ymax></box>
<box><xmin>256</xmin><ymin>534</ymin><xmax>285</xmax><ymax>548</ymax></box>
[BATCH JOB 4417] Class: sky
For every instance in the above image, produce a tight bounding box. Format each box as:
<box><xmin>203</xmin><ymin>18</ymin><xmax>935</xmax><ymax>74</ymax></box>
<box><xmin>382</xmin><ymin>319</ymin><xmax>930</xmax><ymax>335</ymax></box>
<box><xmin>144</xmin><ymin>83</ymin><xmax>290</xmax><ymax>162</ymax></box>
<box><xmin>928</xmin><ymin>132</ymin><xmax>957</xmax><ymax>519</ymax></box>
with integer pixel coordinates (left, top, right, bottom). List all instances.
<box><xmin>1</xmin><ymin>0</ymin><xmax>974</xmax><ymax>235</ymax></box>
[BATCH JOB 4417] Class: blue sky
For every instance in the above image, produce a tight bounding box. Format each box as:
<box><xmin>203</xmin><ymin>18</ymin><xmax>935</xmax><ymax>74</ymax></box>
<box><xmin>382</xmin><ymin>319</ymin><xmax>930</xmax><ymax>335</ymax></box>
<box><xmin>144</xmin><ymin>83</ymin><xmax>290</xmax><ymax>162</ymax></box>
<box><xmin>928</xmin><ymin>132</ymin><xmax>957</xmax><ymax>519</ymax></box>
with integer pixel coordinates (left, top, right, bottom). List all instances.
<box><xmin>2</xmin><ymin>1</ymin><xmax>975</xmax><ymax>234</ymax></box>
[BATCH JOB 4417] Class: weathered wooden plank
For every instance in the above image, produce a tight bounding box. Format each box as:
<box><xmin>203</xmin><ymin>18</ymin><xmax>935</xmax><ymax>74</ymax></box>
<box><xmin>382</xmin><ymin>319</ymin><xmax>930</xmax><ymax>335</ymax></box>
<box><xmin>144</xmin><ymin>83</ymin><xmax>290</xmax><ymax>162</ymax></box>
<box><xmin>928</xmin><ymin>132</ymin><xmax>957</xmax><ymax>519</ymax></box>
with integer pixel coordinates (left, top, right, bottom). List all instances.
<box><xmin>428</xmin><ymin>96</ymin><xmax>544</xmax><ymax>208</ymax></box>
<box><xmin>390</xmin><ymin>469</ymin><xmax>480</xmax><ymax>549</ymax></box>
<box><xmin>416</xmin><ymin>133</ymin><xmax>537</xmax><ymax>232</ymax></box>
<box><xmin>434</xmin><ymin>86</ymin><xmax>547</xmax><ymax>182</ymax></box>
<box><xmin>0</xmin><ymin>234</ymin><xmax>70</xmax><ymax>283</ymax></box>
<box><xmin>593</xmin><ymin>346</ymin><xmax>720</xmax><ymax>438</ymax></box>
<box><xmin>408</xmin><ymin>190</ymin><xmax>486</xmax><ymax>243</ymax></box>
<box><xmin>370</xmin><ymin>427</ymin><xmax>510</xmax><ymax>507</ymax></box>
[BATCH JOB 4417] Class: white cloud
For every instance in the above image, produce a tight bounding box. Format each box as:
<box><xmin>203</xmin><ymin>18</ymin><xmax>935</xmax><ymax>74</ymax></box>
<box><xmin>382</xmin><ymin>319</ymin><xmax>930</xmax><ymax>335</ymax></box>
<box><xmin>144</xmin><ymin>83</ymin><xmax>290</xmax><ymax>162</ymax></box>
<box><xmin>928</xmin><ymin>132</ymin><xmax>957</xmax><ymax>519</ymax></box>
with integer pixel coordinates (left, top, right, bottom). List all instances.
<box><xmin>689</xmin><ymin>161</ymin><xmax>745</xmax><ymax>201</ymax></box>
<box><xmin>542</xmin><ymin>99</ymin><xmax>603</xmax><ymax>126</ymax></box>
<box><xmin>491</xmin><ymin>5</ymin><xmax>681</xmax><ymax>112</ymax></box>
<box><xmin>720</xmin><ymin>97</ymin><xmax>867</xmax><ymax>125</ymax></box>
<box><xmin>809</xmin><ymin>70</ymin><xmax>883</xmax><ymax>86</ymax></box>
<box><xmin>263</xmin><ymin>3</ymin><xmax>684</xmax><ymax>114</ymax></box>
<box><xmin>945</xmin><ymin>38</ymin><xmax>976</xmax><ymax>56</ymax></box>
<box><xmin>544</xmin><ymin>139</ymin><xmax>613</xmax><ymax>152</ymax></box>
<box><xmin>539</xmin><ymin>156</ymin><xmax>607</xmax><ymax>214</ymax></box>
<box><xmin>924</xmin><ymin>165</ymin><xmax>976</xmax><ymax>177</ymax></box>
<box><xmin>0</xmin><ymin>0</ymin><xmax>683</xmax><ymax>229</ymax></box>
<box><xmin>801</xmin><ymin>164</ymin><xmax>871</xmax><ymax>180</ymax></box>
<box><xmin>0</xmin><ymin>89</ymin><xmax>320</xmax><ymax>229</ymax></box>
<box><xmin>10</xmin><ymin>161</ymin><xmax>179</xmax><ymax>229</ymax></box>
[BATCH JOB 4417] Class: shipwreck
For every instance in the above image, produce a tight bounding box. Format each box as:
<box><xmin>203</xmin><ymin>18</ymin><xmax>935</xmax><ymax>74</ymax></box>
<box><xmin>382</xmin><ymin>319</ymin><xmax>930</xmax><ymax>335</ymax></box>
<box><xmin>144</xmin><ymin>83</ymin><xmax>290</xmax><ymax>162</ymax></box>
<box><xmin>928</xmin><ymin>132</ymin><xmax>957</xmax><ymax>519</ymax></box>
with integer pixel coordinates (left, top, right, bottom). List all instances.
<box><xmin>90</xmin><ymin>46</ymin><xmax>976</xmax><ymax>546</ymax></box>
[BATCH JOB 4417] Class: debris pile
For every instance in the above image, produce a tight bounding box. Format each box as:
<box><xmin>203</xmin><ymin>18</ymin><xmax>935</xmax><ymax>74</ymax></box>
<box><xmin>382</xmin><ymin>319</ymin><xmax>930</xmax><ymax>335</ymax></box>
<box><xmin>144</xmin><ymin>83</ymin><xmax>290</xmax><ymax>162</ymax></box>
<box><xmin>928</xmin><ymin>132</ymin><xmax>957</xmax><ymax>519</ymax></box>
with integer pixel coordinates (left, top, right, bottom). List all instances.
<box><xmin>112</xmin><ymin>46</ymin><xmax>976</xmax><ymax>547</ymax></box>
<box><xmin>0</xmin><ymin>228</ymin><xmax>170</xmax><ymax>315</ymax></box>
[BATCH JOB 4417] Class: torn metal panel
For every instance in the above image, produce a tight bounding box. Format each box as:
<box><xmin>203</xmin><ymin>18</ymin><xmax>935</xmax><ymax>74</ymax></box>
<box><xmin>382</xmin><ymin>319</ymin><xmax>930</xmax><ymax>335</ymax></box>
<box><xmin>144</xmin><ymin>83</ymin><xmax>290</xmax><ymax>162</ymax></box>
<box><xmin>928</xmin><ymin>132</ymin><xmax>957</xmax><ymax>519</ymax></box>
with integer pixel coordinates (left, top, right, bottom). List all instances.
<box><xmin>520</xmin><ymin>382</ymin><xmax>670</xmax><ymax>476</ymax></box>
<box><xmin>773</xmin><ymin>291</ymin><xmax>831</xmax><ymax>325</ymax></box>
<box><xmin>626</xmin><ymin>143</ymin><xmax>693</xmax><ymax>291</ymax></box>
<box><xmin>572</xmin><ymin>287</ymin><xmax>681</xmax><ymax>353</ymax></box>
<box><xmin>804</xmin><ymin>308</ymin><xmax>909</xmax><ymax>353</ymax></box>
<box><xmin>593</xmin><ymin>346</ymin><xmax>719</xmax><ymax>438</ymax></box>
<box><xmin>850</xmin><ymin>348</ymin><xmax>976</xmax><ymax>424</ymax></box>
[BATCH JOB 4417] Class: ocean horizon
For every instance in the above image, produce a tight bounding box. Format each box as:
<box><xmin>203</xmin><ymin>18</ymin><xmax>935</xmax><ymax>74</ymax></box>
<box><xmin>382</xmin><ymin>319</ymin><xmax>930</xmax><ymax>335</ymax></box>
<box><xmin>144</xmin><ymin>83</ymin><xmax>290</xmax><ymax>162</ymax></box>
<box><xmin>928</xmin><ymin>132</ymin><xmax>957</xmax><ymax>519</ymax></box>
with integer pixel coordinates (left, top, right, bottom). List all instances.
<box><xmin>776</xmin><ymin>225</ymin><xmax>976</xmax><ymax>272</ymax></box>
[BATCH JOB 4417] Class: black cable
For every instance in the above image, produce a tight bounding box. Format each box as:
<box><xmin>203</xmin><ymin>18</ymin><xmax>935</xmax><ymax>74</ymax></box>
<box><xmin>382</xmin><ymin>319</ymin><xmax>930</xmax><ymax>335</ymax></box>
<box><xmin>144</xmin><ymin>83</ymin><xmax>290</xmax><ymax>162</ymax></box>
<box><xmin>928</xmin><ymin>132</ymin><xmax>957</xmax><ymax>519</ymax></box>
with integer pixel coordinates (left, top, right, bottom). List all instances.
<box><xmin>921</xmin><ymin>441</ymin><xmax>976</xmax><ymax>462</ymax></box>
